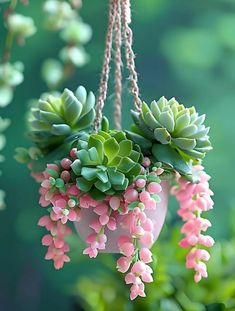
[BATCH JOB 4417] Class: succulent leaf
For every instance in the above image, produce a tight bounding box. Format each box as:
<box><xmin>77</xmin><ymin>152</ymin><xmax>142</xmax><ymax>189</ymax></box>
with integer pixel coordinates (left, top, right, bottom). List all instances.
<box><xmin>27</xmin><ymin>85</ymin><xmax>95</xmax><ymax>153</ymax></box>
<box><xmin>129</xmin><ymin>97</ymin><xmax>212</xmax><ymax>162</ymax></box>
<box><xmin>71</xmin><ymin>131</ymin><xmax>142</xmax><ymax>199</ymax></box>
<box><xmin>152</xmin><ymin>144</ymin><xmax>191</xmax><ymax>176</ymax></box>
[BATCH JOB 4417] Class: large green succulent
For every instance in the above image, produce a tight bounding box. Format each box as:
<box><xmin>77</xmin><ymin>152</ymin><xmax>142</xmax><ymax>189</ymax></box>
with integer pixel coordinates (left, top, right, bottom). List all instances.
<box><xmin>127</xmin><ymin>97</ymin><xmax>212</xmax><ymax>176</ymax></box>
<box><xmin>28</xmin><ymin>85</ymin><xmax>95</xmax><ymax>153</ymax></box>
<box><xmin>71</xmin><ymin>130</ymin><xmax>142</xmax><ymax>200</ymax></box>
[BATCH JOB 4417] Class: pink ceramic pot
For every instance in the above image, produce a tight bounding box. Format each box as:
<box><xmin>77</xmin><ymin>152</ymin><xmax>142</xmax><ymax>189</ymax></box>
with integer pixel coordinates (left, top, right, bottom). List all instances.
<box><xmin>75</xmin><ymin>182</ymin><xmax>169</xmax><ymax>253</ymax></box>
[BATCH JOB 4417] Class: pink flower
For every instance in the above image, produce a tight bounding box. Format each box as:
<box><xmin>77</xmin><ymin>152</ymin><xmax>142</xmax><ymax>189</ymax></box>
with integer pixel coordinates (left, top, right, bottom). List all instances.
<box><xmin>45</xmin><ymin>244</ymin><xmax>70</xmax><ymax>269</ymax></box>
<box><xmin>109</xmin><ymin>196</ymin><xmax>121</xmax><ymax>210</ymax></box>
<box><xmin>174</xmin><ymin>166</ymin><xmax>214</xmax><ymax>283</ymax></box>
<box><xmin>60</xmin><ymin>158</ymin><xmax>72</xmax><ymax>170</ymax></box>
<box><xmin>147</xmin><ymin>182</ymin><xmax>162</xmax><ymax>194</ymax></box>
<box><xmin>124</xmin><ymin>189</ymin><xmax>139</xmax><ymax>203</ymax></box>
<box><xmin>139</xmin><ymin>248</ymin><xmax>152</xmax><ymax>263</ymax></box>
<box><xmin>120</xmin><ymin>242</ymin><xmax>135</xmax><ymax>257</ymax></box>
<box><xmin>139</xmin><ymin>191</ymin><xmax>150</xmax><ymax>203</ymax></box>
<box><xmin>136</xmin><ymin>179</ymin><xmax>146</xmax><ymax>188</ymax></box>
<box><xmin>83</xmin><ymin>247</ymin><xmax>98</xmax><ymax>258</ymax></box>
<box><xmin>117</xmin><ymin>256</ymin><xmax>132</xmax><ymax>273</ymax></box>
<box><xmin>130</xmin><ymin>283</ymin><xmax>146</xmax><ymax>300</ymax></box>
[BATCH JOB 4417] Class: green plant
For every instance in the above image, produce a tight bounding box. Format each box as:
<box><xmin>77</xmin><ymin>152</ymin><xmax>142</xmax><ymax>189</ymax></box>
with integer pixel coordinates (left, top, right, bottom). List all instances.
<box><xmin>27</xmin><ymin>85</ymin><xmax>95</xmax><ymax>153</ymax></box>
<box><xmin>127</xmin><ymin>97</ymin><xmax>212</xmax><ymax>177</ymax></box>
<box><xmin>71</xmin><ymin>129</ymin><xmax>142</xmax><ymax>200</ymax></box>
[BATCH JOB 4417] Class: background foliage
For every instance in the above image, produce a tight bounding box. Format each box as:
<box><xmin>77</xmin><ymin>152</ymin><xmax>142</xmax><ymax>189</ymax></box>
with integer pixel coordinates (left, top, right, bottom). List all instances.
<box><xmin>0</xmin><ymin>0</ymin><xmax>235</xmax><ymax>310</ymax></box>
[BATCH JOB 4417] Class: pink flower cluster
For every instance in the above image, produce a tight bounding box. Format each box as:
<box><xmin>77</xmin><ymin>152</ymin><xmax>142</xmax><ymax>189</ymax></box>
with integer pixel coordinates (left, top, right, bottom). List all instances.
<box><xmin>37</xmin><ymin>158</ymin><xmax>81</xmax><ymax>269</ymax></box>
<box><xmin>116</xmin><ymin>170</ymin><xmax>163</xmax><ymax>300</ymax></box>
<box><xmin>172</xmin><ymin>166</ymin><xmax>215</xmax><ymax>283</ymax></box>
<box><xmin>82</xmin><ymin>195</ymin><xmax>118</xmax><ymax>258</ymax></box>
<box><xmin>38</xmin><ymin>215</ymin><xmax>71</xmax><ymax>269</ymax></box>
<box><xmin>36</xmin><ymin>153</ymin><xmax>164</xmax><ymax>300</ymax></box>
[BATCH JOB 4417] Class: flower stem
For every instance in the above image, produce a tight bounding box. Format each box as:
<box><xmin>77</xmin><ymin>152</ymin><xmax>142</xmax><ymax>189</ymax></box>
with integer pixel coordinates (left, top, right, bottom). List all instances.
<box><xmin>1</xmin><ymin>0</ymin><xmax>18</xmax><ymax>63</ymax></box>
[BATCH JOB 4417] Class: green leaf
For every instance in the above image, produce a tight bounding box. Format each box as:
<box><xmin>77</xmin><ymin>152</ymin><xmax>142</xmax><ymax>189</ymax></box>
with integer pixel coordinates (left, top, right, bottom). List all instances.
<box><xmin>107</xmin><ymin>168</ymin><xmax>125</xmax><ymax>185</ymax></box>
<box><xmin>181</xmin><ymin>148</ymin><xmax>205</xmax><ymax>160</ymax></box>
<box><xmin>62</xmin><ymin>88</ymin><xmax>83</xmax><ymax>125</ymax></box>
<box><xmin>141</xmin><ymin>101</ymin><xmax>151</xmax><ymax>115</ymax></box>
<box><xmin>95</xmin><ymin>180</ymin><xmax>111</xmax><ymax>192</ymax></box>
<box><xmin>108</xmin><ymin>155</ymin><xmax>121</xmax><ymax>167</ymax></box>
<box><xmin>131</xmin><ymin>110</ymin><xmax>155</xmax><ymax>140</ymax></box>
<box><xmin>77</xmin><ymin>149</ymin><xmax>91</xmax><ymax>165</ymax></box>
<box><xmin>80</xmin><ymin>91</ymin><xmax>95</xmax><ymax>117</ymax></box>
<box><xmin>88</xmin><ymin>147</ymin><xmax>102</xmax><ymax>164</ymax></box>
<box><xmin>101</xmin><ymin>116</ymin><xmax>109</xmax><ymax>132</ymax></box>
<box><xmin>112</xmin><ymin>178</ymin><xmax>129</xmax><ymax>190</ymax></box>
<box><xmin>97</xmin><ymin>131</ymin><xmax>110</xmax><ymax>140</ymax></box>
<box><xmin>88</xmin><ymin>135</ymin><xmax>104</xmax><ymax>161</ymax></box>
<box><xmin>172</xmin><ymin>137</ymin><xmax>196</xmax><ymax>150</ymax></box>
<box><xmin>76</xmin><ymin>177</ymin><xmax>93</xmax><ymax>192</ymax></box>
<box><xmin>81</xmin><ymin>167</ymin><xmax>99</xmax><ymax>181</ymax></box>
<box><xmin>150</xmin><ymin>100</ymin><xmax>161</xmax><ymax>119</ymax></box>
<box><xmin>126</xmin><ymin>163</ymin><xmax>141</xmax><ymax>177</ymax></box>
<box><xmin>159</xmin><ymin>111</ymin><xmax>175</xmax><ymax>132</ymax></box>
<box><xmin>118</xmin><ymin>157</ymin><xmax>135</xmax><ymax>173</ymax></box>
<box><xmin>118</xmin><ymin>140</ymin><xmax>132</xmax><ymax>157</ymax></box>
<box><xmin>112</xmin><ymin>131</ymin><xmax>126</xmax><ymax>142</ymax></box>
<box><xmin>152</xmin><ymin>143</ymin><xmax>191</xmax><ymax>175</ymax></box>
<box><xmin>154</xmin><ymin>128</ymin><xmax>171</xmax><ymax>144</ymax></box>
<box><xmin>175</xmin><ymin>124</ymin><xmax>197</xmax><ymax>137</ymax></box>
<box><xmin>46</xmin><ymin>168</ymin><xmax>59</xmax><ymax>178</ymax></box>
<box><xmin>51</xmin><ymin>124</ymin><xmax>71</xmax><ymax>135</ymax></box>
<box><xmin>126</xmin><ymin>131</ymin><xmax>152</xmax><ymax>152</ymax></box>
<box><xmin>143</xmin><ymin>111</ymin><xmax>161</xmax><ymax>128</ymax></box>
<box><xmin>55</xmin><ymin>178</ymin><xmax>65</xmax><ymax>188</ymax></box>
<box><xmin>147</xmin><ymin>174</ymin><xmax>161</xmax><ymax>183</ymax></box>
<box><xmin>175</xmin><ymin>111</ymin><xmax>190</xmax><ymax>131</ymax></box>
<box><xmin>89</xmin><ymin>188</ymin><xmax>106</xmax><ymax>200</ymax></box>
<box><xmin>104</xmin><ymin>138</ymin><xmax>120</xmax><ymax>163</ymax></box>
<box><xmin>75</xmin><ymin>86</ymin><xmax>87</xmax><ymax>104</ymax></box>
<box><xmin>71</xmin><ymin>159</ymin><xmax>82</xmax><ymax>175</ymax></box>
<box><xmin>96</xmin><ymin>170</ymin><xmax>108</xmax><ymax>183</ymax></box>
<box><xmin>128</xmin><ymin>201</ymin><xmax>139</xmax><ymax>210</ymax></box>
<box><xmin>40</xmin><ymin>111</ymin><xmax>64</xmax><ymax>124</ymax></box>
<box><xmin>77</xmin><ymin>139</ymin><xmax>88</xmax><ymax>150</ymax></box>
<box><xmin>75</xmin><ymin>108</ymin><xmax>95</xmax><ymax>130</ymax></box>
<box><xmin>129</xmin><ymin>150</ymin><xmax>141</xmax><ymax>162</ymax></box>
<box><xmin>151</xmin><ymin>194</ymin><xmax>161</xmax><ymax>202</ymax></box>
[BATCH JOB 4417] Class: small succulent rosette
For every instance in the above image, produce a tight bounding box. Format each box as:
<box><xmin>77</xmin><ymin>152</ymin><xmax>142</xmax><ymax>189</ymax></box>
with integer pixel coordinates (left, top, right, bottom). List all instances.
<box><xmin>16</xmin><ymin>88</ymin><xmax>214</xmax><ymax>300</ymax></box>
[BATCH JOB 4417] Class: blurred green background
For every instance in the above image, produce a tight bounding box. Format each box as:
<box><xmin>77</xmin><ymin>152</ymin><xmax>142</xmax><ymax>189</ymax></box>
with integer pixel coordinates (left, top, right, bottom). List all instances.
<box><xmin>1</xmin><ymin>0</ymin><xmax>235</xmax><ymax>310</ymax></box>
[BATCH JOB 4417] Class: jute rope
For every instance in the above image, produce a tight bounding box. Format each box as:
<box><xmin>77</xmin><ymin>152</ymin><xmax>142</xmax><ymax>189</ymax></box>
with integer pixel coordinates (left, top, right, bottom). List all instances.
<box><xmin>121</xmin><ymin>0</ymin><xmax>141</xmax><ymax>111</ymax></box>
<box><xmin>93</xmin><ymin>0</ymin><xmax>116</xmax><ymax>132</ymax></box>
<box><xmin>93</xmin><ymin>0</ymin><xmax>141</xmax><ymax>132</ymax></box>
<box><xmin>113</xmin><ymin>0</ymin><xmax>122</xmax><ymax>130</ymax></box>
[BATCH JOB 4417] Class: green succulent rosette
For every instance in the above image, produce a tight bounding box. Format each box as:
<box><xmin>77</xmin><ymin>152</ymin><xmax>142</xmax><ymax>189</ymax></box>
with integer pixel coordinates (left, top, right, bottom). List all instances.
<box><xmin>28</xmin><ymin>85</ymin><xmax>95</xmax><ymax>153</ymax></box>
<box><xmin>71</xmin><ymin>130</ymin><xmax>142</xmax><ymax>200</ymax></box>
<box><xmin>127</xmin><ymin>97</ymin><xmax>212</xmax><ymax>177</ymax></box>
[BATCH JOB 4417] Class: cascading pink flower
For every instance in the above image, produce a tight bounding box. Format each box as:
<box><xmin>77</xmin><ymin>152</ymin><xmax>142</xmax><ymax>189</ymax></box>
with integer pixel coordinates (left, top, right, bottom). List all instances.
<box><xmin>172</xmin><ymin>165</ymin><xmax>215</xmax><ymax>283</ymax></box>
<box><xmin>36</xmin><ymin>152</ymin><xmax>215</xmax><ymax>301</ymax></box>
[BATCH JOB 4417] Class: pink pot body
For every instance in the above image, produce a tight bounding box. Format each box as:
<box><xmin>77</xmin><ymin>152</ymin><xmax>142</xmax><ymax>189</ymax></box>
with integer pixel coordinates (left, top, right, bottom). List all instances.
<box><xmin>75</xmin><ymin>182</ymin><xmax>169</xmax><ymax>253</ymax></box>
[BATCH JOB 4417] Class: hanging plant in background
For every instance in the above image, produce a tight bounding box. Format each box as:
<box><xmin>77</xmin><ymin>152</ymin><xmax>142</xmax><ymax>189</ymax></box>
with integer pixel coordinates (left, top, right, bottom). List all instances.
<box><xmin>0</xmin><ymin>0</ymin><xmax>36</xmax><ymax>209</ymax></box>
<box><xmin>16</xmin><ymin>0</ymin><xmax>214</xmax><ymax>301</ymax></box>
<box><xmin>41</xmin><ymin>0</ymin><xmax>92</xmax><ymax>90</ymax></box>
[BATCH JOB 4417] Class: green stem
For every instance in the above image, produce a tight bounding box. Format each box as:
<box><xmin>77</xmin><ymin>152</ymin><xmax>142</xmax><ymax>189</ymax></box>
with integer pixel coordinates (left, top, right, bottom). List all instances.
<box><xmin>1</xmin><ymin>0</ymin><xmax>18</xmax><ymax>63</ymax></box>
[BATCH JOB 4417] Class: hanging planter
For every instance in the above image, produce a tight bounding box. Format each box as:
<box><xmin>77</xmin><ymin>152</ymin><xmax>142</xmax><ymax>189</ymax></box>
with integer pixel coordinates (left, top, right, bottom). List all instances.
<box><xmin>16</xmin><ymin>0</ymin><xmax>214</xmax><ymax>301</ymax></box>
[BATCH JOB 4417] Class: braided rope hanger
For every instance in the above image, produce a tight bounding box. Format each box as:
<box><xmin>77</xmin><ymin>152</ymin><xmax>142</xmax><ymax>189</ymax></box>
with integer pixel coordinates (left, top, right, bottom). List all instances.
<box><xmin>93</xmin><ymin>0</ymin><xmax>141</xmax><ymax>133</ymax></box>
